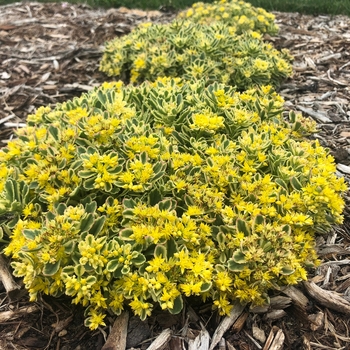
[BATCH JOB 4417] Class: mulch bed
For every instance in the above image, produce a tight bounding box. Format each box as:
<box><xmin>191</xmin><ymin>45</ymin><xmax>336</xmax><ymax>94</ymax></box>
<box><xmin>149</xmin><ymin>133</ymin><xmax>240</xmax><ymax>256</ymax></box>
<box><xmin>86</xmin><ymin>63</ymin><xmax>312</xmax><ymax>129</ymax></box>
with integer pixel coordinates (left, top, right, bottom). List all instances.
<box><xmin>0</xmin><ymin>2</ymin><xmax>350</xmax><ymax>349</ymax></box>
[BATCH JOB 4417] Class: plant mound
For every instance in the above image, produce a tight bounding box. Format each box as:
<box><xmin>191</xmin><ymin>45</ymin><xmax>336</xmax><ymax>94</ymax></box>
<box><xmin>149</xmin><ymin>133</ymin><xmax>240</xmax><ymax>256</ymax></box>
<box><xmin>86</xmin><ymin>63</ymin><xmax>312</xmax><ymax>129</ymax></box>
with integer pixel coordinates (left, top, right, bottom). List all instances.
<box><xmin>99</xmin><ymin>21</ymin><xmax>292</xmax><ymax>88</ymax></box>
<box><xmin>0</xmin><ymin>79</ymin><xmax>346</xmax><ymax>329</ymax></box>
<box><xmin>177</xmin><ymin>0</ymin><xmax>279</xmax><ymax>35</ymax></box>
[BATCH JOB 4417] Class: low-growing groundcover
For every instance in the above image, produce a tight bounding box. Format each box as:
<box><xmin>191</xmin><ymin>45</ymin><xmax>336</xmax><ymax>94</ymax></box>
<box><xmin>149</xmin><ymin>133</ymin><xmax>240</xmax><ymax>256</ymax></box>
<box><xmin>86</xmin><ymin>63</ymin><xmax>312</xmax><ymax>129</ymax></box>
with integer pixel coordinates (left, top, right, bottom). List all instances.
<box><xmin>99</xmin><ymin>21</ymin><xmax>293</xmax><ymax>89</ymax></box>
<box><xmin>0</xmin><ymin>79</ymin><xmax>347</xmax><ymax>329</ymax></box>
<box><xmin>176</xmin><ymin>0</ymin><xmax>279</xmax><ymax>35</ymax></box>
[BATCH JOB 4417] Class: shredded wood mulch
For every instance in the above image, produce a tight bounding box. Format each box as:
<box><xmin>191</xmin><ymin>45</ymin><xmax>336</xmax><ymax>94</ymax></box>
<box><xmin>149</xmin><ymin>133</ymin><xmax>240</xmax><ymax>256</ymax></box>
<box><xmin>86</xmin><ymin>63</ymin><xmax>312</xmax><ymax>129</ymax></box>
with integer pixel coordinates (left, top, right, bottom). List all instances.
<box><xmin>0</xmin><ymin>2</ymin><xmax>350</xmax><ymax>349</ymax></box>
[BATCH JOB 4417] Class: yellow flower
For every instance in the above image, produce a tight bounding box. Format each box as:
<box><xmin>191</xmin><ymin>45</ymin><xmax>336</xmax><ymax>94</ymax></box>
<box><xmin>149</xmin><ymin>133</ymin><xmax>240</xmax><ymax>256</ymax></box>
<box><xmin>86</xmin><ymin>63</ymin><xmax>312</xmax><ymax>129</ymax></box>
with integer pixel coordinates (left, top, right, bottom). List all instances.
<box><xmin>134</xmin><ymin>56</ymin><xmax>147</xmax><ymax>70</ymax></box>
<box><xmin>87</xmin><ymin>310</ymin><xmax>106</xmax><ymax>330</ymax></box>
<box><xmin>215</xmin><ymin>271</ymin><xmax>232</xmax><ymax>292</ymax></box>
<box><xmin>186</xmin><ymin>205</ymin><xmax>203</xmax><ymax>216</ymax></box>
<box><xmin>213</xmin><ymin>296</ymin><xmax>232</xmax><ymax>315</ymax></box>
<box><xmin>129</xmin><ymin>298</ymin><xmax>153</xmax><ymax>319</ymax></box>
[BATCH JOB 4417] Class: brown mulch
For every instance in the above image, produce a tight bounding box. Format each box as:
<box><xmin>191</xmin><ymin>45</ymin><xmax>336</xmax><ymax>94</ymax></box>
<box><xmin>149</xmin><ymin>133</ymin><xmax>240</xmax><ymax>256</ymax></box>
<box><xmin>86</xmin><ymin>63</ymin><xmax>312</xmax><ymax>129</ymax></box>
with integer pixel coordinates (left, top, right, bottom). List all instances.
<box><xmin>1</xmin><ymin>2</ymin><xmax>350</xmax><ymax>349</ymax></box>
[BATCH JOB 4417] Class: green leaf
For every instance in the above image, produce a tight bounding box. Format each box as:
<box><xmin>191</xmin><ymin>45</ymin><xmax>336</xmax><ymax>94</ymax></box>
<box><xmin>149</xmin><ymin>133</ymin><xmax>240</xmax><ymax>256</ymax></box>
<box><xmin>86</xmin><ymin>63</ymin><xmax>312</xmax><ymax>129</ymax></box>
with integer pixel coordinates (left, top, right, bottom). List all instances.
<box><xmin>232</xmin><ymin>250</ymin><xmax>246</xmax><ymax>264</ymax></box>
<box><xmin>17</xmin><ymin>251</ymin><xmax>35</xmax><ymax>265</ymax></box>
<box><xmin>55</xmin><ymin>203</ymin><xmax>66</xmax><ymax>215</ymax></box>
<box><xmin>228</xmin><ymin>259</ymin><xmax>246</xmax><ymax>272</ymax></box>
<box><xmin>74</xmin><ymin>264</ymin><xmax>85</xmax><ymax>277</ymax></box>
<box><xmin>166</xmin><ymin>238</ymin><xmax>178</xmax><ymax>259</ymax></box>
<box><xmin>158</xmin><ymin>198</ymin><xmax>176</xmax><ymax>212</ymax></box>
<box><xmin>217</xmin><ymin>232</ymin><xmax>226</xmax><ymax>245</ymax></box>
<box><xmin>46</xmin><ymin>211</ymin><xmax>55</xmax><ymax>221</ymax></box>
<box><xmin>131</xmin><ymin>253</ymin><xmax>146</xmax><ymax>266</ymax></box>
<box><xmin>48</xmin><ymin>125</ymin><xmax>59</xmax><ymax>141</ymax></box>
<box><xmin>123</xmin><ymin>198</ymin><xmax>136</xmax><ymax>209</ymax></box>
<box><xmin>262</xmin><ymin>242</ymin><xmax>273</xmax><ymax>252</ymax></box>
<box><xmin>122</xmin><ymin>209</ymin><xmax>134</xmax><ymax>219</ymax></box>
<box><xmin>57</xmin><ymin>158</ymin><xmax>67</xmax><ymax>170</ymax></box>
<box><xmin>89</xmin><ymin>216</ymin><xmax>106</xmax><ymax>236</ymax></box>
<box><xmin>290</xmin><ymin>176</ymin><xmax>302</xmax><ymax>191</ymax></box>
<box><xmin>254</xmin><ymin>215</ymin><xmax>265</xmax><ymax>227</ymax></box>
<box><xmin>120</xmin><ymin>228</ymin><xmax>133</xmax><ymax>240</ymax></box>
<box><xmin>184</xmin><ymin>195</ymin><xmax>194</xmax><ymax>207</ymax></box>
<box><xmin>4</xmin><ymin>180</ymin><xmax>15</xmax><ymax>202</ymax></box>
<box><xmin>97</xmin><ymin>89</ymin><xmax>107</xmax><ymax>106</ymax></box>
<box><xmin>106</xmin><ymin>259</ymin><xmax>120</xmax><ymax>272</ymax></box>
<box><xmin>219</xmin><ymin>252</ymin><xmax>227</xmax><ymax>263</ymax></box>
<box><xmin>43</xmin><ymin>261</ymin><xmax>60</xmax><ymax>276</ymax></box>
<box><xmin>86</xmin><ymin>276</ymin><xmax>97</xmax><ymax>285</ymax></box>
<box><xmin>281</xmin><ymin>225</ymin><xmax>291</xmax><ymax>235</ymax></box>
<box><xmin>83</xmin><ymin>178</ymin><xmax>96</xmax><ymax>190</ymax></box>
<box><xmin>325</xmin><ymin>213</ymin><xmax>335</xmax><ymax>223</ymax></box>
<box><xmin>154</xmin><ymin>245</ymin><xmax>167</xmax><ymax>258</ymax></box>
<box><xmin>281</xmin><ymin>266</ymin><xmax>295</xmax><ymax>275</ymax></box>
<box><xmin>113</xmin><ymin>266</ymin><xmax>123</xmax><ymax>279</ymax></box>
<box><xmin>201</xmin><ymin>282</ymin><xmax>212</xmax><ymax>293</ymax></box>
<box><xmin>121</xmin><ymin>265</ymin><xmax>130</xmax><ymax>275</ymax></box>
<box><xmin>215</xmin><ymin>264</ymin><xmax>226</xmax><ymax>272</ymax></box>
<box><xmin>80</xmin><ymin>213</ymin><xmax>94</xmax><ymax>233</ymax></box>
<box><xmin>70</xmin><ymin>160</ymin><xmax>83</xmax><ymax>170</ymax></box>
<box><xmin>168</xmin><ymin>295</ymin><xmax>183</xmax><ymax>314</ymax></box>
<box><xmin>62</xmin><ymin>265</ymin><xmax>75</xmax><ymax>276</ymax></box>
<box><xmin>148</xmin><ymin>188</ymin><xmax>162</xmax><ymax>206</ymax></box>
<box><xmin>139</xmin><ymin>309</ymin><xmax>149</xmax><ymax>321</ymax></box>
<box><xmin>63</xmin><ymin>240</ymin><xmax>75</xmax><ymax>254</ymax></box>
<box><xmin>85</xmin><ymin>201</ymin><xmax>97</xmax><ymax>214</ymax></box>
<box><xmin>150</xmin><ymin>168</ymin><xmax>166</xmax><ymax>183</ymax></box>
<box><xmin>275</xmin><ymin>178</ymin><xmax>289</xmax><ymax>191</ymax></box>
<box><xmin>153</xmin><ymin>161</ymin><xmax>166</xmax><ymax>175</ymax></box>
<box><xmin>78</xmin><ymin>170</ymin><xmax>95</xmax><ymax>179</ymax></box>
<box><xmin>23</xmin><ymin>229</ymin><xmax>41</xmax><ymax>240</ymax></box>
<box><xmin>236</xmin><ymin>218</ymin><xmax>250</xmax><ymax>236</ymax></box>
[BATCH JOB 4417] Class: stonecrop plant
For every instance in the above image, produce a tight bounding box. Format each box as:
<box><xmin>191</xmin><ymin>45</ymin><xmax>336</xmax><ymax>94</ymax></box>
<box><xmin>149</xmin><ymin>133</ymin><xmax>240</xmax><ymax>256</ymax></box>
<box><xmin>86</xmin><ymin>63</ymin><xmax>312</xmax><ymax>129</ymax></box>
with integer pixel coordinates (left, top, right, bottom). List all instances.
<box><xmin>99</xmin><ymin>21</ymin><xmax>292</xmax><ymax>89</ymax></box>
<box><xmin>0</xmin><ymin>79</ymin><xmax>347</xmax><ymax>330</ymax></box>
<box><xmin>177</xmin><ymin>0</ymin><xmax>279</xmax><ymax>35</ymax></box>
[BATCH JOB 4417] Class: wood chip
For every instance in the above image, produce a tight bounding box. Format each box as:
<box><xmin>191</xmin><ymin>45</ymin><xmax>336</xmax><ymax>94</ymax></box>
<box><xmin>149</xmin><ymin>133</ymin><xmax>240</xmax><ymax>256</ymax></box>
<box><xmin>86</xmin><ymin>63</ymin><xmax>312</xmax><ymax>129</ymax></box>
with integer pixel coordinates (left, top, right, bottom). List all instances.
<box><xmin>337</xmin><ymin>163</ymin><xmax>350</xmax><ymax>174</ymax></box>
<box><xmin>0</xmin><ymin>305</ymin><xmax>39</xmax><ymax>323</ymax></box>
<box><xmin>304</xmin><ymin>281</ymin><xmax>350</xmax><ymax>314</ymax></box>
<box><xmin>209</xmin><ymin>303</ymin><xmax>246</xmax><ymax>350</ymax></box>
<box><xmin>265</xmin><ymin>309</ymin><xmax>287</xmax><ymax>320</ymax></box>
<box><xmin>281</xmin><ymin>286</ymin><xmax>309</xmax><ymax>307</ymax></box>
<box><xmin>101</xmin><ymin>311</ymin><xmax>129</xmax><ymax>350</ymax></box>
<box><xmin>146</xmin><ymin>328</ymin><xmax>172</xmax><ymax>350</ymax></box>
<box><xmin>188</xmin><ymin>329</ymin><xmax>210</xmax><ymax>350</ymax></box>
<box><xmin>308</xmin><ymin>311</ymin><xmax>324</xmax><ymax>331</ymax></box>
<box><xmin>252</xmin><ymin>325</ymin><xmax>266</xmax><ymax>344</ymax></box>
<box><xmin>262</xmin><ymin>326</ymin><xmax>285</xmax><ymax>350</ymax></box>
<box><xmin>296</xmin><ymin>105</ymin><xmax>332</xmax><ymax>123</ymax></box>
<box><xmin>0</xmin><ymin>253</ymin><xmax>21</xmax><ymax>300</ymax></box>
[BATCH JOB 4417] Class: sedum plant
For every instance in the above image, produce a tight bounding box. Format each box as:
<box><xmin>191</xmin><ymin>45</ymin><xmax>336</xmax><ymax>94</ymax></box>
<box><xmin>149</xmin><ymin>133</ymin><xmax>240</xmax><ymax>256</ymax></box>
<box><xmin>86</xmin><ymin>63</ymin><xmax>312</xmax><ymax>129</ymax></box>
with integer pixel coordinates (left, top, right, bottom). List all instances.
<box><xmin>177</xmin><ymin>0</ymin><xmax>279</xmax><ymax>35</ymax></box>
<box><xmin>99</xmin><ymin>21</ymin><xmax>292</xmax><ymax>89</ymax></box>
<box><xmin>0</xmin><ymin>79</ymin><xmax>346</xmax><ymax>329</ymax></box>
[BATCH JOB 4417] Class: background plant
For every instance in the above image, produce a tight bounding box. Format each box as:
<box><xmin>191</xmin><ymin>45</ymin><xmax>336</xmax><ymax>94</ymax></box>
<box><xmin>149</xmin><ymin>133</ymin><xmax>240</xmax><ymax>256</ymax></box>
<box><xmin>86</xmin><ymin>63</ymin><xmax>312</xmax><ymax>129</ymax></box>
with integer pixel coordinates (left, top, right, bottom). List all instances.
<box><xmin>176</xmin><ymin>0</ymin><xmax>279</xmax><ymax>35</ymax></box>
<box><xmin>100</xmin><ymin>21</ymin><xmax>292</xmax><ymax>89</ymax></box>
<box><xmin>0</xmin><ymin>79</ymin><xmax>346</xmax><ymax>329</ymax></box>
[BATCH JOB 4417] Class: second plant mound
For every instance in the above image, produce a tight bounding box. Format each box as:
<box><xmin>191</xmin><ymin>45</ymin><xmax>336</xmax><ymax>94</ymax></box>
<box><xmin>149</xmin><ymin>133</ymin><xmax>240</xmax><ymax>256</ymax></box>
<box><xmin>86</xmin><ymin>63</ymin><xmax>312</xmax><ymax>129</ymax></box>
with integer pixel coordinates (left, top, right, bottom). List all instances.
<box><xmin>100</xmin><ymin>21</ymin><xmax>292</xmax><ymax>89</ymax></box>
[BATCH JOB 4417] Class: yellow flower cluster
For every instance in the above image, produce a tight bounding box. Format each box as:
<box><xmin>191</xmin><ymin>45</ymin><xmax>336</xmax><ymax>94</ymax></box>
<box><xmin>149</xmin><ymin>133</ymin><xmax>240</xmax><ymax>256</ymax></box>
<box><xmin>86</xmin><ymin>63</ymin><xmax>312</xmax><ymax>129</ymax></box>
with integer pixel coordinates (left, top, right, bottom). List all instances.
<box><xmin>177</xmin><ymin>0</ymin><xmax>279</xmax><ymax>35</ymax></box>
<box><xmin>0</xmin><ymin>79</ymin><xmax>346</xmax><ymax>330</ymax></box>
<box><xmin>100</xmin><ymin>21</ymin><xmax>292</xmax><ymax>89</ymax></box>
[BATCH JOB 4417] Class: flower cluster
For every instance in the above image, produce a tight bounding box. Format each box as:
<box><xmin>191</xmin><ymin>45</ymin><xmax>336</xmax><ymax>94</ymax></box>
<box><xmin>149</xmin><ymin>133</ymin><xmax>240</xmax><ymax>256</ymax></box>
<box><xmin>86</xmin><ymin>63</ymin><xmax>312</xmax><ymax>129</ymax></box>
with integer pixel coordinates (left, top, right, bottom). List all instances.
<box><xmin>177</xmin><ymin>0</ymin><xmax>279</xmax><ymax>35</ymax></box>
<box><xmin>0</xmin><ymin>79</ymin><xmax>346</xmax><ymax>329</ymax></box>
<box><xmin>100</xmin><ymin>21</ymin><xmax>292</xmax><ymax>89</ymax></box>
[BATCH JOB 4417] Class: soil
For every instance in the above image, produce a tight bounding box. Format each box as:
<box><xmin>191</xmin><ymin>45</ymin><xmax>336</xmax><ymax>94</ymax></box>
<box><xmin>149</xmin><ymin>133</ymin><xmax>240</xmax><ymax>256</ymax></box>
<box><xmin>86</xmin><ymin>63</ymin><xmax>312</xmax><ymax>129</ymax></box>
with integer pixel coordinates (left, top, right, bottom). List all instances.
<box><xmin>0</xmin><ymin>2</ymin><xmax>350</xmax><ymax>349</ymax></box>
